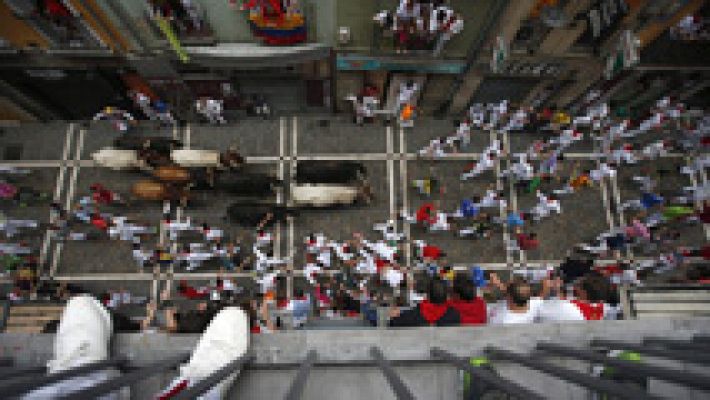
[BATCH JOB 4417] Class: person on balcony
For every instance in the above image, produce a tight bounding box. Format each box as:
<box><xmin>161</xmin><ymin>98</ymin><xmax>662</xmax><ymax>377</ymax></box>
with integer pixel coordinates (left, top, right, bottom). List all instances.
<box><xmin>487</xmin><ymin>277</ymin><xmax>542</xmax><ymax>325</ymax></box>
<box><xmin>448</xmin><ymin>276</ymin><xmax>487</xmax><ymax>325</ymax></box>
<box><xmin>537</xmin><ymin>273</ymin><xmax>614</xmax><ymax>321</ymax></box>
<box><xmin>389</xmin><ymin>277</ymin><xmax>460</xmax><ymax>327</ymax></box>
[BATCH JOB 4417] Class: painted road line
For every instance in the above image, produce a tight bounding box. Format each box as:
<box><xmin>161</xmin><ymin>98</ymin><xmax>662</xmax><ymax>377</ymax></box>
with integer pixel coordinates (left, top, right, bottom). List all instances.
<box><xmin>275</xmin><ymin>117</ymin><xmax>286</xmax><ymax>259</ymax></box>
<box><xmin>398</xmin><ymin>125</ymin><xmax>414</xmax><ymax>300</ymax></box>
<box><xmin>166</xmin><ymin>206</ymin><xmax>183</xmax><ymax>298</ymax></box>
<box><xmin>399</xmin><ymin>127</ymin><xmax>411</xmax><ymax>268</ymax></box>
<box><xmin>593</xmin><ymin>136</ymin><xmax>615</xmax><ymax>231</ymax></box>
<box><xmin>63</xmin><ymin>129</ymin><xmax>85</xmax><ymax>211</ymax></box>
<box><xmin>609</xmin><ymin>170</ymin><xmax>632</xmax><ymax>259</ymax></box>
<box><xmin>386</xmin><ymin>125</ymin><xmax>395</xmax><ymax>220</ymax></box>
<box><xmin>40</xmin><ymin>123</ymin><xmax>75</xmax><ymax>269</ymax></box>
<box><xmin>49</xmin><ymin>243</ymin><xmax>63</xmax><ymax>278</ymax></box>
<box><xmin>51</xmin><ymin>128</ymin><xmax>85</xmax><ymax>277</ymax></box>
<box><xmin>493</xmin><ymin>129</ymin><xmax>512</xmax><ymax>268</ymax></box>
<box><xmin>503</xmin><ymin>131</ymin><xmax>525</xmax><ymax>266</ymax></box>
<box><xmin>185</xmin><ymin>124</ymin><xmax>191</xmax><ymax>149</ymax></box>
<box><xmin>287</xmin><ymin>116</ymin><xmax>298</xmax><ymax>299</ymax></box>
<box><xmin>600</xmin><ymin>177</ymin><xmax>614</xmax><ymax>230</ymax></box>
<box><xmin>53</xmin><ymin>123</ymin><xmax>75</xmax><ymax>201</ymax></box>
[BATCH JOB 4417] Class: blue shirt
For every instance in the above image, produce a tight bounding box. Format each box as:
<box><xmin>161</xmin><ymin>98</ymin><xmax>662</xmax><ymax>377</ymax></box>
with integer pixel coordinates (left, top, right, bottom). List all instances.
<box><xmin>460</xmin><ymin>199</ymin><xmax>479</xmax><ymax>217</ymax></box>
<box><xmin>641</xmin><ymin>192</ymin><xmax>663</xmax><ymax>209</ymax></box>
<box><xmin>507</xmin><ymin>212</ymin><xmax>524</xmax><ymax>227</ymax></box>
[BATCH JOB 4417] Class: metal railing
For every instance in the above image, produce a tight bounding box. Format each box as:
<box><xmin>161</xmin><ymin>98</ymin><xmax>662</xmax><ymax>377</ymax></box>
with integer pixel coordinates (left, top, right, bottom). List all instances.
<box><xmin>590</xmin><ymin>339</ymin><xmax>710</xmax><ymax>365</ymax></box>
<box><xmin>0</xmin><ymin>358</ymin><xmax>126</xmax><ymax>398</ymax></box>
<box><xmin>486</xmin><ymin>347</ymin><xmax>659</xmax><ymax>400</ymax></box>
<box><xmin>284</xmin><ymin>350</ymin><xmax>317</xmax><ymax>400</ymax></box>
<box><xmin>172</xmin><ymin>354</ymin><xmax>252</xmax><ymax>400</ymax></box>
<box><xmin>6</xmin><ymin>334</ymin><xmax>710</xmax><ymax>399</ymax></box>
<box><xmin>65</xmin><ymin>353</ymin><xmax>190</xmax><ymax>400</ymax></box>
<box><xmin>371</xmin><ymin>347</ymin><xmax>415</xmax><ymax>400</ymax></box>
<box><xmin>431</xmin><ymin>347</ymin><xmax>545</xmax><ymax>400</ymax></box>
<box><xmin>537</xmin><ymin>342</ymin><xmax>710</xmax><ymax>392</ymax></box>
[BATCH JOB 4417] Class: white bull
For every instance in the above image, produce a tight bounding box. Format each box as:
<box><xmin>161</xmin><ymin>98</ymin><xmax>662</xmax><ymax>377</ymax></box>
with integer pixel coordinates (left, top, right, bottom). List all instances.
<box><xmin>91</xmin><ymin>148</ymin><xmax>146</xmax><ymax>170</ymax></box>
<box><xmin>170</xmin><ymin>149</ymin><xmax>221</xmax><ymax>167</ymax></box>
<box><xmin>291</xmin><ymin>184</ymin><xmax>371</xmax><ymax>207</ymax></box>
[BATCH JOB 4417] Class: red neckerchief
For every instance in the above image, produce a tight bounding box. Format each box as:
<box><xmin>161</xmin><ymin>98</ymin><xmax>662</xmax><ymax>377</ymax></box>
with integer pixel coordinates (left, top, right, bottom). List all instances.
<box><xmin>571</xmin><ymin>300</ymin><xmax>604</xmax><ymax>320</ymax></box>
<box><xmin>442</xmin><ymin>17</ymin><xmax>454</xmax><ymax>32</ymax></box>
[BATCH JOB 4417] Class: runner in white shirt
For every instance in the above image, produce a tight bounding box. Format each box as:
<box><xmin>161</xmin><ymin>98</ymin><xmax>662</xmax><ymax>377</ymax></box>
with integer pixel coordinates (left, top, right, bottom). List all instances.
<box><xmin>396</xmin><ymin>80</ymin><xmax>419</xmax><ymax>113</ymax></box>
<box><xmin>384</xmin><ymin>266</ymin><xmax>404</xmax><ymax>288</ymax></box>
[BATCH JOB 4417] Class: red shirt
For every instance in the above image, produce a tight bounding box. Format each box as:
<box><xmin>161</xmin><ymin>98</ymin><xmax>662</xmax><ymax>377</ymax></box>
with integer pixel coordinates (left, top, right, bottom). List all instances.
<box><xmin>422</xmin><ymin>245</ymin><xmax>442</xmax><ymax>259</ymax></box>
<box><xmin>516</xmin><ymin>233</ymin><xmax>539</xmax><ymax>250</ymax></box>
<box><xmin>91</xmin><ymin>216</ymin><xmax>108</xmax><ymax>231</ymax></box>
<box><xmin>92</xmin><ymin>189</ymin><xmax>114</xmax><ymax>205</ymax></box>
<box><xmin>375</xmin><ymin>258</ymin><xmax>389</xmax><ymax>274</ymax></box>
<box><xmin>178</xmin><ymin>283</ymin><xmax>209</xmax><ymax>300</ymax></box>
<box><xmin>448</xmin><ymin>298</ymin><xmax>487</xmax><ymax>325</ymax></box>
<box><xmin>416</xmin><ymin>203</ymin><xmax>437</xmax><ymax>225</ymax></box>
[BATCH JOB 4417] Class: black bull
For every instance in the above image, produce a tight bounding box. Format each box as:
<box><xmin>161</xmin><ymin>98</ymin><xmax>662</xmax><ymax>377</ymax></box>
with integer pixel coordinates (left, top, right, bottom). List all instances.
<box><xmin>114</xmin><ymin>136</ymin><xmax>183</xmax><ymax>155</ymax></box>
<box><xmin>191</xmin><ymin>172</ymin><xmax>282</xmax><ymax>196</ymax></box>
<box><xmin>226</xmin><ymin>203</ymin><xmax>293</xmax><ymax>226</ymax></box>
<box><xmin>295</xmin><ymin>161</ymin><xmax>366</xmax><ymax>184</ymax></box>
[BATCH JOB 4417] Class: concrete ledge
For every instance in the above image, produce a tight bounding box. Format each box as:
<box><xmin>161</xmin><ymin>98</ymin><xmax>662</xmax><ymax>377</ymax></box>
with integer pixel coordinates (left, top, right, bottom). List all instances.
<box><xmin>1</xmin><ymin>318</ymin><xmax>710</xmax><ymax>400</ymax></box>
<box><xmin>2</xmin><ymin>318</ymin><xmax>710</xmax><ymax>367</ymax></box>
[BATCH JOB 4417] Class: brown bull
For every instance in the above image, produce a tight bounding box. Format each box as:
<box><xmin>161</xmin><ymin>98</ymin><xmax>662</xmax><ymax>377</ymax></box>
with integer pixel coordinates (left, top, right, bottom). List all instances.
<box><xmin>131</xmin><ymin>180</ymin><xmax>189</xmax><ymax>206</ymax></box>
<box><xmin>153</xmin><ymin>166</ymin><xmax>191</xmax><ymax>184</ymax></box>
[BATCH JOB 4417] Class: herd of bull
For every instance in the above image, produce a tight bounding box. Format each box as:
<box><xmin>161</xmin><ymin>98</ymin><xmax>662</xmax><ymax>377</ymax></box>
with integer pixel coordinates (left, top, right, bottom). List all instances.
<box><xmin>90</xmin><ymin>135</ymin><xmax>374</xmax><ymax>224</ymax></box>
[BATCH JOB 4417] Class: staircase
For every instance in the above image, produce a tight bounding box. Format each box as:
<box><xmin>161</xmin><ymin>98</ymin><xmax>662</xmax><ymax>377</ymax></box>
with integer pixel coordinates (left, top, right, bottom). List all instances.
<box><xmin>4</xmin><ymin>303</ymin><xmax>64</xmax><ymax>333</ymax></box>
